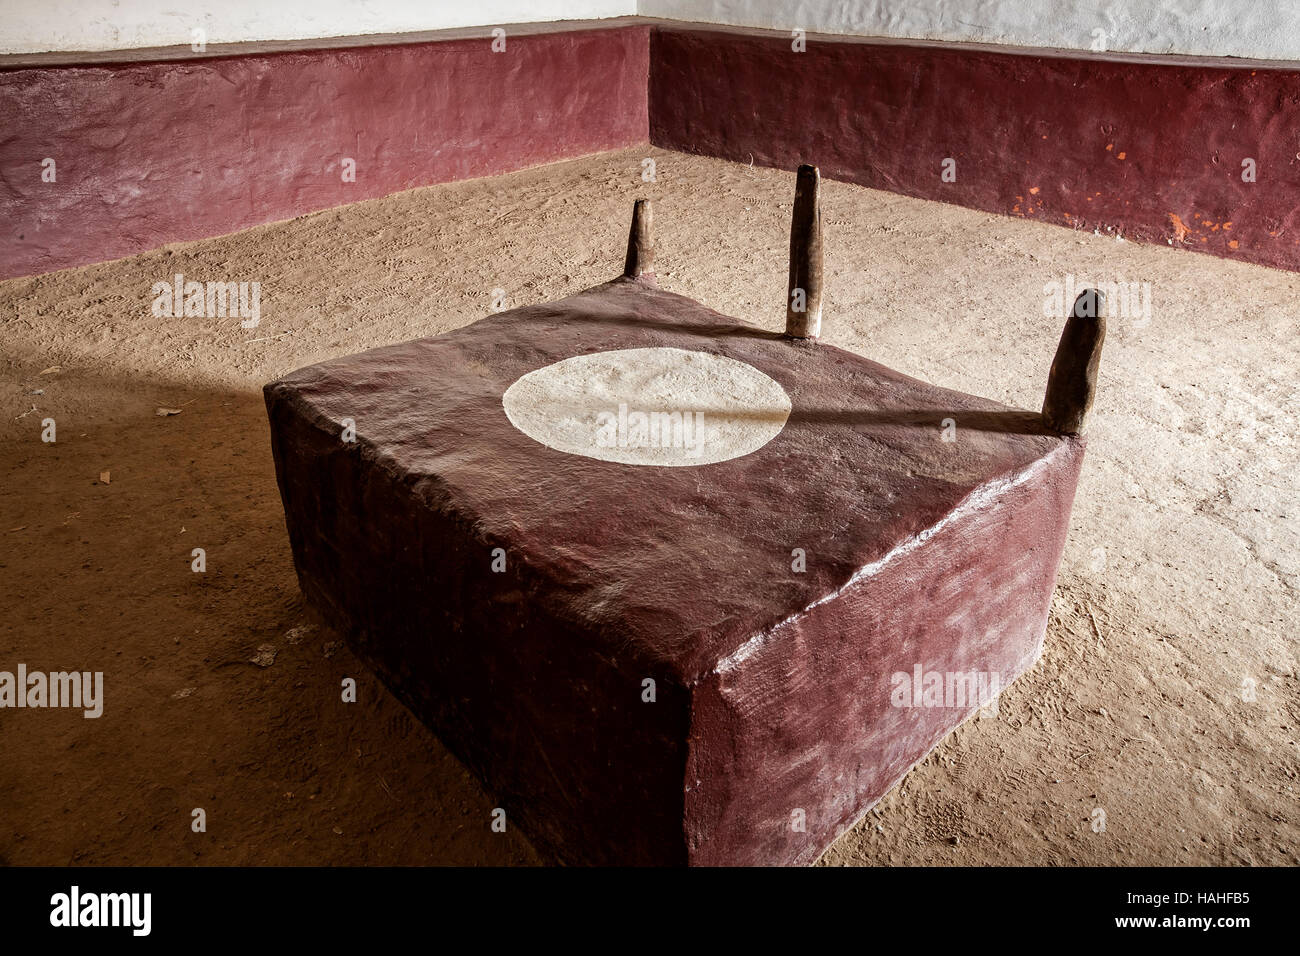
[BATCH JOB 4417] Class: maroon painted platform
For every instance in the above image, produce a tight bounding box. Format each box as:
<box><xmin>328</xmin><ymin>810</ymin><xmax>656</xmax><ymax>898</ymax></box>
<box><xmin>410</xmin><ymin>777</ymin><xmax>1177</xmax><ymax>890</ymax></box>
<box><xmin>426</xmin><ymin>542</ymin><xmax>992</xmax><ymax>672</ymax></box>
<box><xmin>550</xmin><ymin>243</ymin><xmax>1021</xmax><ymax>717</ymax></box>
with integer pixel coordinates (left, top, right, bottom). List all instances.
<box><xmin>265</xmin><ymin>275</ymin><xmax>1084</xmax><ymax>865</ymax></box>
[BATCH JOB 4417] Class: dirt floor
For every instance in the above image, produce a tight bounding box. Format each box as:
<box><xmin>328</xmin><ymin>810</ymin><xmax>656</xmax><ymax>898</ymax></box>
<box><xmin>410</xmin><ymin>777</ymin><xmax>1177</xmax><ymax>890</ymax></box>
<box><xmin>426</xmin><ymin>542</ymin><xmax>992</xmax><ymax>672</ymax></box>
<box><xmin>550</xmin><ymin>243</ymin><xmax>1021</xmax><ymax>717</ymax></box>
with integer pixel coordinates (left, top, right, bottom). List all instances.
<box><xmin>1</xmin><ymin>146</ymin><xmax>1296</xmax><ymax>866</ymax></box>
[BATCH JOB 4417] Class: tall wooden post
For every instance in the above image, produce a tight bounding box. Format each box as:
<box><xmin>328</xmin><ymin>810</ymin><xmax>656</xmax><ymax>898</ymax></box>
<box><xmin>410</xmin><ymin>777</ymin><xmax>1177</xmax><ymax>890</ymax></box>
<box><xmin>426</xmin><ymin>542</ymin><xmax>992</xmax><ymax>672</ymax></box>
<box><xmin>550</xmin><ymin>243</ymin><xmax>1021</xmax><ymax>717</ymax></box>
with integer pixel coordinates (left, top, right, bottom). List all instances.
<box><xmin>624</xmin><ymin>199</ymin><xmax>655</xmax><ymax>281</ymax></box>
<box><xmin>785</xmin><ymin>164</ymin><xmax>823</xmax><ymax>339</ymax></box>
<box><xmin>1042</xmin><ymin>289</ymin><xmax>1107</xmax><ymax>434</ymax></box>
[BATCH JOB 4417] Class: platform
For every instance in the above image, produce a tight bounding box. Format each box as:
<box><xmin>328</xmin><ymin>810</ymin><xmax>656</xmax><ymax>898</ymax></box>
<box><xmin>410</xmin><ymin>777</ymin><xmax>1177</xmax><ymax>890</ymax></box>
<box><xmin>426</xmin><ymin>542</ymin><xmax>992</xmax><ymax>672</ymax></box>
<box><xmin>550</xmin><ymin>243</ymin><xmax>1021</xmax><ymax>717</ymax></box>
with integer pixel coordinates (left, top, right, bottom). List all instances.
<box><xmin>264</xmin><ymin>271</ymin><xmax>1086</xmax><ymax>865</ymax></box>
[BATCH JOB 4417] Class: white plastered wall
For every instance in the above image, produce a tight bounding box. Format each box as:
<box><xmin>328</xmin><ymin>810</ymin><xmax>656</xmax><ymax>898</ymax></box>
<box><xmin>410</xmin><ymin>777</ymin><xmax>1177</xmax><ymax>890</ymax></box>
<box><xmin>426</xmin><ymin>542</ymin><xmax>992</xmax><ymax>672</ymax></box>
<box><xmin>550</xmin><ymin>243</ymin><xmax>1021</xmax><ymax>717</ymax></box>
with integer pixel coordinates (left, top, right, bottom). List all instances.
<box><xmin>0</xmin><ymin>0</ymin><xmax>635</xmax><ymax>54</ymax></box>
<box><xmin>640</xmin><ymin>0</ymin><xmax>1300</xmax><ymax>61</ymax></box>
<box><xmin>3</xmin><ymin>0</ymin><xmax>1298</xmax><ymax>60</ymax></box>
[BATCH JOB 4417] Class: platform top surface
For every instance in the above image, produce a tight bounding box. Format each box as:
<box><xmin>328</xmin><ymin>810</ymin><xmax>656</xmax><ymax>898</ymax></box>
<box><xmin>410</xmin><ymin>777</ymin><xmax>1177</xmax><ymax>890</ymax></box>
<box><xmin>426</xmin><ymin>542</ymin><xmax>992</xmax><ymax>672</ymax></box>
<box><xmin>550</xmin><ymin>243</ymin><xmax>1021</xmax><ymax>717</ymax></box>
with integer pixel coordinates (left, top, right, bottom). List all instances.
<box><xmin>268</xmin><ymin>277</ymin><xmax>1077</xmax><ymax>681</ymax></box>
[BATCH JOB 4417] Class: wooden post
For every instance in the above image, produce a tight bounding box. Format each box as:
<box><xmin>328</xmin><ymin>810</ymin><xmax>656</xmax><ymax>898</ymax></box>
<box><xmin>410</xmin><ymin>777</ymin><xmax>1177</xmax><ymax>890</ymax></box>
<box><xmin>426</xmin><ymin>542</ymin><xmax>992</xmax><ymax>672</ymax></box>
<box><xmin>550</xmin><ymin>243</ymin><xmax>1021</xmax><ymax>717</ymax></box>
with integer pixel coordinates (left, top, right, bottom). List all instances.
<box><xmin>1042</xmin><ymin>289</ymin><xmax>1107</xmax><ymax>434</ymax></box>
<box><xmin>785</xmin><ymin>164</ymin><xmax>823</xmax><ymax>339</ymax></box>
<box><xmin>623</xmin><ymin>199</ymin><xmax>655</xmax><ymax>281</ymax></box>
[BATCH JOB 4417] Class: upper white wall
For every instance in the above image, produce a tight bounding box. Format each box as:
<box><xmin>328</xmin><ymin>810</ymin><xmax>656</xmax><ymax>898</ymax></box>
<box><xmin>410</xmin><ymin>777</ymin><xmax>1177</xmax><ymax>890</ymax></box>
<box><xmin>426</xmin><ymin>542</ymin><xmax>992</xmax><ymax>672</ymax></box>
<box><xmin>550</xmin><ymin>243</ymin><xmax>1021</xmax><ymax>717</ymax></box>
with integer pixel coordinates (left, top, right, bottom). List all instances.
<box><xmin>0</xmin><ymin>0</ymin><xmax>635</xmax><ymax>54</ymax></box>
<box><xmin>640</xmin><ymin>0</ymin><xmax>1300</xmax><ymax>61</ymax></box>
<box><xmin>5</xmin><ymin>0</ymin><xmax>1299</xmax><ymax>60</ymax></box>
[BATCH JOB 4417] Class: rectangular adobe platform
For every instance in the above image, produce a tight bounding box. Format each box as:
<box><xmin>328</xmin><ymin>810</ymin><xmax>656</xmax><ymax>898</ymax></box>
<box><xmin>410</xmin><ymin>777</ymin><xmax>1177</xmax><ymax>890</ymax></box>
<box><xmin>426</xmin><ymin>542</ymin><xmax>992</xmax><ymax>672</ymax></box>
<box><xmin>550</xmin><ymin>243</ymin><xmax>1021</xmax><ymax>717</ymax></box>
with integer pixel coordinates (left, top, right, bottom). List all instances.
<box><xmin>265</xmin><ymin>276</ymin><xmax>1085</xmax><ymax>865</ymax></box>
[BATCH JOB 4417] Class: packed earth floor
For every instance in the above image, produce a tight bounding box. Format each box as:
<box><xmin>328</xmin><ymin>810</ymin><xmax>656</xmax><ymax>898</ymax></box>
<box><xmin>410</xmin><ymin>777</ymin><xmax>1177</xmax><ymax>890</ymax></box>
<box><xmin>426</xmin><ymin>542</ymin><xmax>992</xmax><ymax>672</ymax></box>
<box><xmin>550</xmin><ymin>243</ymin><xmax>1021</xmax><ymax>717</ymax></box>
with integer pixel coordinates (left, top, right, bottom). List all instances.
<box><xmin>1</xmin><ymin>146</ymin><xmax>1296</xmax><ymax>865</ymax></box>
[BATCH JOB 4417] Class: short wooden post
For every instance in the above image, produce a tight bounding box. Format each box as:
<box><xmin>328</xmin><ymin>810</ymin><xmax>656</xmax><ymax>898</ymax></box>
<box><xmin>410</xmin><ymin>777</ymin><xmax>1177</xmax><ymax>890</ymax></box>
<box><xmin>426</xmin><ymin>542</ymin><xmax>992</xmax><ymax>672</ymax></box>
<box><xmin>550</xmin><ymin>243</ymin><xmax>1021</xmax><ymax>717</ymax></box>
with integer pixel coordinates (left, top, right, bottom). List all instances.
<box><xmin>1042</xmin><ymin>289</ymin><xmax>1107</xmax><ymax>434</ymax></box>
<box><xmin>785</xmin><ymin>164</ymin><xmax>823</xmax><ymax>339</ymax></box>
<box><xmin>623</xmin><ymin>199</ymin><xmax>655</xmax><ymax>281</ymax></box>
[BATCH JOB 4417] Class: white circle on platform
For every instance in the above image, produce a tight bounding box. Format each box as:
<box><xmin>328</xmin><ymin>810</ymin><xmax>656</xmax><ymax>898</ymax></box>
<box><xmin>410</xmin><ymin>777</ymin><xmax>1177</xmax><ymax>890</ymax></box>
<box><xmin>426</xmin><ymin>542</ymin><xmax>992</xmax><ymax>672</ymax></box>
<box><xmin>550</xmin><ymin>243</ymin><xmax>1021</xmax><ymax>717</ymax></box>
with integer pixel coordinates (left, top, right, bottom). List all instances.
<box><xmin>502</xmin><ymin>347</ymin><xmax>792</xmax><ymax>466</ymax></box>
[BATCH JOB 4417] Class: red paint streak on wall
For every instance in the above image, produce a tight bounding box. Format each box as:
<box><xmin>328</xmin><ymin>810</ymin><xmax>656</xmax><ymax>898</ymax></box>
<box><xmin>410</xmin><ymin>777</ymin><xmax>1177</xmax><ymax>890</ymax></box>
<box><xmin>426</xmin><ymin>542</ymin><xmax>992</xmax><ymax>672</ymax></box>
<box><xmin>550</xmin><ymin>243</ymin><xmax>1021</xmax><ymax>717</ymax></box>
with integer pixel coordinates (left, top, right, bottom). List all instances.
<box><xmin>0</xmin><ymin>27</ymin><xmax>649</xmax><ymax>280</ymax></box>
<box><xmin>649</xmin><ymin>27</ymin><xmax>1300</xmax><ymax>273</ymax></box>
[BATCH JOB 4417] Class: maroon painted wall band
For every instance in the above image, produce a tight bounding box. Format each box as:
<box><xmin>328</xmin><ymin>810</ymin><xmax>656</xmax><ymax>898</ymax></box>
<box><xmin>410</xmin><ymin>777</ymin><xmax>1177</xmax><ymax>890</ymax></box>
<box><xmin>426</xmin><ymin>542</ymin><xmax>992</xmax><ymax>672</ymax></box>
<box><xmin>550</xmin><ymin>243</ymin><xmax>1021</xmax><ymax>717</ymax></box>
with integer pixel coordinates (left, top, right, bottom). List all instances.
<box><xmin>0</xmin><ymin>26</ymin><xmax>649</xmax><ymax>280</ymax></box>
<box><xmin>4</xmin><ymin>20</ymin><xmax>1299</xmax><ymax>279</ymax></box>
<box><xmin>649</xmin><ymin>26</ymin><xmax>1300</xmax><ymax>273</ymax></box>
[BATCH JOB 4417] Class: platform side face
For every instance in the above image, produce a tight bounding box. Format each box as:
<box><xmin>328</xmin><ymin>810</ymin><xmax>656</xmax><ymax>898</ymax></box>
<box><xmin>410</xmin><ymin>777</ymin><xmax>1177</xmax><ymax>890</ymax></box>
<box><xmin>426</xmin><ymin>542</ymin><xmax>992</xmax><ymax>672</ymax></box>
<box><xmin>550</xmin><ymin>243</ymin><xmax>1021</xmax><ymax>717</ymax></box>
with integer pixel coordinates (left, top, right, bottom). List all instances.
<box><xmin>684</xmin><ymin>439</ymin><xmax>1086</xmax><ymax>866</ymax></box>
